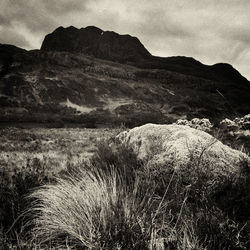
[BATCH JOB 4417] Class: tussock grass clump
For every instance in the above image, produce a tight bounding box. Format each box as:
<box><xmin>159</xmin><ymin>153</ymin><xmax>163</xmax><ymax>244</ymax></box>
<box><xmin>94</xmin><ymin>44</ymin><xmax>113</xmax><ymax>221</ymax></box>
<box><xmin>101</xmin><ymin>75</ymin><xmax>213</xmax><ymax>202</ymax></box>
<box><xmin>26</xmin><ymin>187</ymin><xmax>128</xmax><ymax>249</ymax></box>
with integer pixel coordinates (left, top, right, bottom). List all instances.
<box><xmin>29</xmin><ymin>164</ymin><xmax>156</xmax><ymax>249</ymax></box>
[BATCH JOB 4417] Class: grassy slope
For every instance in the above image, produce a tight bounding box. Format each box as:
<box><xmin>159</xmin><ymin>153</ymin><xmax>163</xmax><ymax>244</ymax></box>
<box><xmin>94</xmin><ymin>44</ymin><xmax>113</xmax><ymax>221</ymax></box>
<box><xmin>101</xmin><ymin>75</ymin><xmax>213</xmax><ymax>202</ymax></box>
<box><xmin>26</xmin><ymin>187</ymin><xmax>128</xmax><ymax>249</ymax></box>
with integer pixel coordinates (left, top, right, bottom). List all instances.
<box><xmin>1</xmin><ymin>50</ymin><xmax>250</xmax><ymax>126</ymax></box>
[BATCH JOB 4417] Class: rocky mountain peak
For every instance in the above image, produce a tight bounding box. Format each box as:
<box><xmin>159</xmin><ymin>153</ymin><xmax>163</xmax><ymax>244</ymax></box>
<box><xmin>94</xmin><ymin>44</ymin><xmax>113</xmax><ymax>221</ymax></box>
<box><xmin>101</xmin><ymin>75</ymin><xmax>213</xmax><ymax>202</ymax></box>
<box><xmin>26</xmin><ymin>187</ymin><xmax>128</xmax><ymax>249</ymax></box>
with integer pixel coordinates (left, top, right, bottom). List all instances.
<box><xmin>41</xmin><ymin>26</ymin><xmax>151</xmax><ymax>63</ymax></box>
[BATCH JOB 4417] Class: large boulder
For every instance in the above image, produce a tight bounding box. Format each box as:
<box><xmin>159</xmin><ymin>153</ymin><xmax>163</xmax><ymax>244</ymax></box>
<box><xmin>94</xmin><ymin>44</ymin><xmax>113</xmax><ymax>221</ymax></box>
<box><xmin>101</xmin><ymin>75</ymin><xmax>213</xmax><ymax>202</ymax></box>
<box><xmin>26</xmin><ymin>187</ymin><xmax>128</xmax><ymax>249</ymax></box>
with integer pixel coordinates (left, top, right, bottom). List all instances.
<box><xmin>117</xmin><ymin>124</ymin><xmax>249</xmax><ymax>176</ymax></box>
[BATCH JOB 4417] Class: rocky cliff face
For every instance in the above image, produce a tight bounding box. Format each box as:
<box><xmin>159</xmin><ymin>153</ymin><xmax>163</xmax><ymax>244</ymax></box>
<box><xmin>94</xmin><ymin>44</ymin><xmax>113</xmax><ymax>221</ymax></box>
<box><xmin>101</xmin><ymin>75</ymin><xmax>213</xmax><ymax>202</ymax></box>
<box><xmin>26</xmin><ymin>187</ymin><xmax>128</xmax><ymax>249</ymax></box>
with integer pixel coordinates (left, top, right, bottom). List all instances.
<box><xmin>41</xmin><ymin>26</ymin><xmax>151</xmax><ymax>63</ymax></box>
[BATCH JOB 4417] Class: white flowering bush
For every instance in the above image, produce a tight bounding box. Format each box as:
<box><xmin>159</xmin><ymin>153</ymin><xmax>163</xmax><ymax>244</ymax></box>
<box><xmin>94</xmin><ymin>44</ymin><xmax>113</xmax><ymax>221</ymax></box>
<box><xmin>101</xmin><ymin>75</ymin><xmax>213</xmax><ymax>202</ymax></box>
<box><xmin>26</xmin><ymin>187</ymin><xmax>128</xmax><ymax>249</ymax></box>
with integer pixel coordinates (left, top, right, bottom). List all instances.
<box><xmin>219</xmin><ymin>118</ymin><xmax>239</xmax><ymax>132</ymax></box>
<box><xmin>175</xmin><ymin>119</ymin><xmax>190</xmax><ymax>126</ymax></box>
<box><xmin>220</xmin><ymin>114</ymin><xmax>250</xmax><ymax>132</ymax></box>
<box><xmin>234</xmin><ymin>114</ymin><xmax>250</xmax><ymax>130</ymax></box>
<box><xmin>176</xmin><ymin>118</ymin><xmax>213</xmax><ymax>132</ymax></box>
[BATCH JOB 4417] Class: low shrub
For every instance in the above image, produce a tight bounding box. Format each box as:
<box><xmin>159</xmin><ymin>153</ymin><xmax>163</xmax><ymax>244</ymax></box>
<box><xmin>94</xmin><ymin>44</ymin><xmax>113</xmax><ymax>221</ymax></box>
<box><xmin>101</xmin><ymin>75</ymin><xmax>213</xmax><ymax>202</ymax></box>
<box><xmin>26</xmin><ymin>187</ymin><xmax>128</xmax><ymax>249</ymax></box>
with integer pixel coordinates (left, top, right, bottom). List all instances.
<box><xmin>0</xmin><ymin>159</ymin><xmax>53</xmax><ymax>248</ymax></box>
<box><xmin>29</xmin><ymin>164</ymin><xmax>157</xmax><ymax>249</ymax></box>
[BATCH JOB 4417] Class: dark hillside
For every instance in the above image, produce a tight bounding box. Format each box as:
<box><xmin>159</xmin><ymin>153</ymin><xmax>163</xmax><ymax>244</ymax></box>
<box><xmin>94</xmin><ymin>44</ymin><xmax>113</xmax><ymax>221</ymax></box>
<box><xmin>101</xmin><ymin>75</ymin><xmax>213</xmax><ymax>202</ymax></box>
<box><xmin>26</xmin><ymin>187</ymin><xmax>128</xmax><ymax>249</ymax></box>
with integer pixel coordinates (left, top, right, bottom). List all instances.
<box><xmin>0</xmin><ymin>26</ymin><xmax>249</xmax><ymax>127</ymax></box>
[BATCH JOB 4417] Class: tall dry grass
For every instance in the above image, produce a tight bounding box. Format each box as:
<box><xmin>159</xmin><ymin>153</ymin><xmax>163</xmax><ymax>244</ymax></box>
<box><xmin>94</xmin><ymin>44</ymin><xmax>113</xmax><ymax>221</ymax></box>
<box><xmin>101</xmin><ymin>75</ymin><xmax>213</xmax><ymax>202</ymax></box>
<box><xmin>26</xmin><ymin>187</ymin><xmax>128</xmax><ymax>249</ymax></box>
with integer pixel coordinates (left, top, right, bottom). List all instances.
<box><xmin>29</xmin><ymin>164</ymin><xmax>158</xmax><ymax>249</ymax></box>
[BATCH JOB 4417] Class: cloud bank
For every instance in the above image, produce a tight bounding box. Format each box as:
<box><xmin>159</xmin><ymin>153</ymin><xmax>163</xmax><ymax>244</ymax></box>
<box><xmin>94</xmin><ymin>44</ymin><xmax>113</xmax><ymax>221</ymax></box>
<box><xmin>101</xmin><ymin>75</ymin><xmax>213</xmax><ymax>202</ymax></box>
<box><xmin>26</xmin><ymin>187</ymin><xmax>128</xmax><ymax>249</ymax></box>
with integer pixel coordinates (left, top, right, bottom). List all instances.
<box><xmin>0</xmin><ymin>0</ymin><xmax>249</xmax><ymax>79</ymax></box>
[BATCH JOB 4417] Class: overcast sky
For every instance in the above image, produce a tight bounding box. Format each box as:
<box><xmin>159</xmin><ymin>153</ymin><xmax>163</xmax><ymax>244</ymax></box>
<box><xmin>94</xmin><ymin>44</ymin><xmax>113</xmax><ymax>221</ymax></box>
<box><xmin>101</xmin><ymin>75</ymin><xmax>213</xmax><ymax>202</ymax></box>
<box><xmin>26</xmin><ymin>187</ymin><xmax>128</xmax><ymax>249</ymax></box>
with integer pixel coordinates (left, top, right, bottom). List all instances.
<box><xmin>0</xmin><ymin>0</ymin><xmax>249</xmax><ymax>80</ymax></box>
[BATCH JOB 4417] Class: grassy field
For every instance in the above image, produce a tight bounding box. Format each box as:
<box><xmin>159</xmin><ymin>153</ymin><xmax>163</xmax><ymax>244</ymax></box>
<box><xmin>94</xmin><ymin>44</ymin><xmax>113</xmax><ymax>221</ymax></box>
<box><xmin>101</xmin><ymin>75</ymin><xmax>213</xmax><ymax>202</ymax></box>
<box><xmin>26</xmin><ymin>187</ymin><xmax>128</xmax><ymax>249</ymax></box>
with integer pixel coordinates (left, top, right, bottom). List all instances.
<box><xmin>0</xmin><ymin>127</ymin><xmax>116</xmax><ymax>173</ymax></box>
<box><xmin>0</xmin><ymin>127</ymin><xmax>120</xmax><ymax>248</ymax></box>
<box><xmin>0</xmin><ymin>125</ymin><xmax>249</xmax><ymax>249</ymax></box>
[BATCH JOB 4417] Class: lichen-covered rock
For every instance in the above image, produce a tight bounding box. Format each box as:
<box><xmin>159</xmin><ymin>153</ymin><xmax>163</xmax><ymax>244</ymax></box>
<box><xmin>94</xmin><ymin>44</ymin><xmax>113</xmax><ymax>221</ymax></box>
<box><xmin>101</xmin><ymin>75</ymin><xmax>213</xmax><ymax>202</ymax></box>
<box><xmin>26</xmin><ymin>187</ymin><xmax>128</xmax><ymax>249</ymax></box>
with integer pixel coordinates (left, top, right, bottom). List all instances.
<box><xmin>117</xmin><ymin>124</ymin><xmax>249</xmax><ymax>176</ymax></box>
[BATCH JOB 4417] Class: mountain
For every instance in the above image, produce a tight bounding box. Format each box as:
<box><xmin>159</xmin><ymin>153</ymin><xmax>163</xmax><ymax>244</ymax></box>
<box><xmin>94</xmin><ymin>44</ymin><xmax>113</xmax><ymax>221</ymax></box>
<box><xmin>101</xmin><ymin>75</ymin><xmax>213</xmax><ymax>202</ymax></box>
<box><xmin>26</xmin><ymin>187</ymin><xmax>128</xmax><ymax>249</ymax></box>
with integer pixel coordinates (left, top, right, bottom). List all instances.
<box><xmin>0</xmin><ymin>44</ymin><xmax>26</xmax><ymax>78</ymax></box>
<box><xmin>41</xmin><ymin>26</ymin><xmax>151</xmax><ymax>63</ymax></box>
<box><xmin>40</xmin><ymin>26</ymin><xmax>248</xmax><ymax>84</ymax></box>
<box><xmin>0</xmin><ymin>26</ymin><xmax>249</xmax><ymax>127</ymax></box>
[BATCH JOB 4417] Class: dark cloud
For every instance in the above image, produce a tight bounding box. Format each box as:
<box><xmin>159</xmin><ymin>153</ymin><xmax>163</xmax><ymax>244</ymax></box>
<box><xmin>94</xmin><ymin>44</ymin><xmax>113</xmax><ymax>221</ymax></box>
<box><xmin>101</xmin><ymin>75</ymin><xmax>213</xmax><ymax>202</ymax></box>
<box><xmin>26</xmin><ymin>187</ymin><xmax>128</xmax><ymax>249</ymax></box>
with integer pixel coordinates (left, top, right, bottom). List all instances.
<box><xmin>0</xmin><ymin>0</ymin><xmax>249</xmax><ymax>79</ymax></box>
<box><xmin>1</xmin><ymin>0</ymin><xmax>91</xmax><ymax>37</ymax></box>
<box><xmin>136</xmin><ymin>9</ymin><xmax>191</xmax><ymax>39</ymax></box>
<box><xmin>0</xmin><ymin>0</ymin><xmax>92</xmax><ymax>48</ymax></box>
<box><xmin>0</xmin><ymin>27</ymin><xmax>30</xmax><ymax>48</ymax></box>
<box><xmin>0</xmin><ymin>13</ymin><xmax>11</xmax><ymax>26</ymax></box>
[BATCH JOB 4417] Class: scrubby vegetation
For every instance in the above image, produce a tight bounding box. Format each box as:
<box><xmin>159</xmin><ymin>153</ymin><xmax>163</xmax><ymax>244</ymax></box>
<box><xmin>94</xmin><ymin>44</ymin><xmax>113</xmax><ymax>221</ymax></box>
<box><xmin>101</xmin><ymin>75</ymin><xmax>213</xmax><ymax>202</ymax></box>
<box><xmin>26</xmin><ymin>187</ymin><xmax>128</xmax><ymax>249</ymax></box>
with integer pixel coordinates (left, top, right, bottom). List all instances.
<box><xmin>0</xmin><ymin>160</ymin><xmax>53</xmax><ymax>248</ymax></box>
<box><xmin>0</xmin><ymin>126</ymin><xmax>249</xmax><ymax>249</ymax></box>
<box><xmin>176</xmin><ymin>115</ymin><xmax>250</xmax><ymax>153</ymax></box>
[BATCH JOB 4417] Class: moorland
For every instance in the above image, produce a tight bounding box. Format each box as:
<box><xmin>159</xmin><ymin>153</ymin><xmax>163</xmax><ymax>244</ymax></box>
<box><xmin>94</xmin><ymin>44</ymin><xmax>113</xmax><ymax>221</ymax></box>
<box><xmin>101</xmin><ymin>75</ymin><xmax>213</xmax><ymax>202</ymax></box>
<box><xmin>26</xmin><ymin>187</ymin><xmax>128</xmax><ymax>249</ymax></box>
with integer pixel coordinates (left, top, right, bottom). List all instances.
<box><xmin>0</xmin><ymin>25</ymin><xmax>250</xmax><ymax>249</ymax></box>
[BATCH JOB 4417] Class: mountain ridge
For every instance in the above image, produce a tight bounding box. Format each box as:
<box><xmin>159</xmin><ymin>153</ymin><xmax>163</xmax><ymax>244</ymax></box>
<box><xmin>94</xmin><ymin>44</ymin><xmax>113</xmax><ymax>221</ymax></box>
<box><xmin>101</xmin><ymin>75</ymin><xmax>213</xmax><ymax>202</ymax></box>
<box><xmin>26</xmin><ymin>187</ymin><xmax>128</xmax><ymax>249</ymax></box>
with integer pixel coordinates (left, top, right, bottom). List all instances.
<box><xmin>40</xmin><ymin>26</ymin><xmax>249</xmax><ymax>84</ymax></box>
<box><xmin>0</xmin><ymin>26</ymin><xmax>249</xmax><ymax>127</ymax></box>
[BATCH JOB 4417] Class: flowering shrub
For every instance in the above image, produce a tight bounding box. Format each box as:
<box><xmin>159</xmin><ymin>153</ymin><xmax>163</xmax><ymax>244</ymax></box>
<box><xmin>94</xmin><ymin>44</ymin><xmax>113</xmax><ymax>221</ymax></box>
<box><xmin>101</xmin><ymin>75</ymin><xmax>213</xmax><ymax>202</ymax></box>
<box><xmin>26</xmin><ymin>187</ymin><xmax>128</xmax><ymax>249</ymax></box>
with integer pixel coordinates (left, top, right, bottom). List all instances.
<box><xmin>176</xmin><ymin>118</ymin><xmax>213</xmax><ymax>132</ymax></box>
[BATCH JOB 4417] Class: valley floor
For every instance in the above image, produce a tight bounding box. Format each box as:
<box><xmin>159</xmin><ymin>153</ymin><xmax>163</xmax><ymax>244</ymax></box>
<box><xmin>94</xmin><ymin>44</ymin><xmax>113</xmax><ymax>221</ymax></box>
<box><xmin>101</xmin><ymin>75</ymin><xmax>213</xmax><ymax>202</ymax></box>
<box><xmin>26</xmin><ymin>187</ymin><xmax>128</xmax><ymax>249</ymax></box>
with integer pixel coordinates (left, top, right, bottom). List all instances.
<box><xmin>0</xmin><ymin>124</ymin><xmax>249</xmax><ymax>249</ymax></box>
<box><xmin>0</xmin><ymin>127</ymin><xmax>117</xmax><ymax>174</ymax></box>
